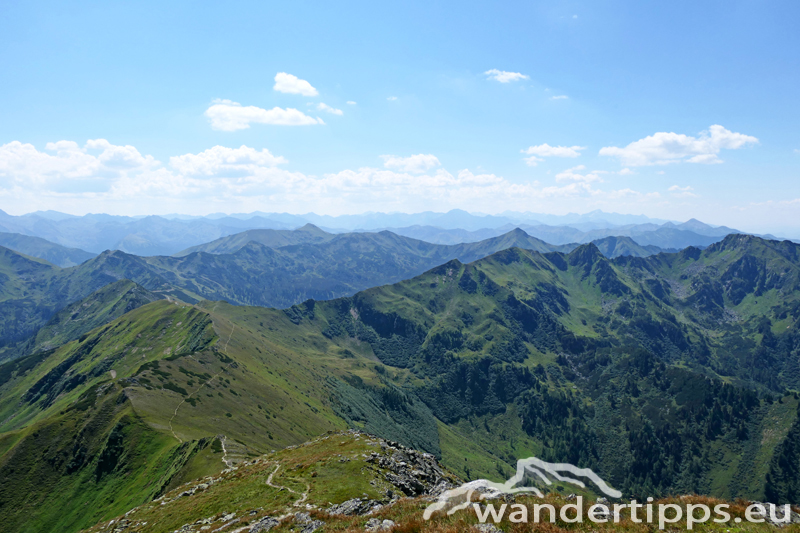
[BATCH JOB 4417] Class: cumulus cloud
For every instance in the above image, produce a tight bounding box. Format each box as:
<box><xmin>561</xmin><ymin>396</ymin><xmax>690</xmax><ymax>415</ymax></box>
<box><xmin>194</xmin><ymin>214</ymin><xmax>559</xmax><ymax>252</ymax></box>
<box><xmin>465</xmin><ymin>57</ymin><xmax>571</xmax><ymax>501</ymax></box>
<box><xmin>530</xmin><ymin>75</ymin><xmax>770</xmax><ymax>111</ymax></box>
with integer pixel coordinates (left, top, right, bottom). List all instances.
<box><xmin>555</xmin><ymin>165</ymin><xmax>603</xmax><ymax>183</ymax></box>
<box><xmin>0</xmin><ymin>139</ymin><xmax>679</xmax><ymax>217</ymax></box>
<box><xmin>523</xmin><ymin>143</ymin><xmax>585</xmax><ymax>158</ymax></box>
<box><xmin>347</xmin><ymin>101</ymin><xmax>357</xmax><ymax>105</ymax></box>
<box><xmin>0</xmin><ymin>139</ymin><xmax>159</xmax><ymax>193</ymax></box>
<box><xmin>522</xmin><ymin>143</ymin><xmax>585</xmax><ymax>165</ymax></box>
<box><xmin>380</xmin><ymin>154</ymin><xmax>441</xmax><ymax>173</ymax></box>
<box><xmin>205</xmin><ymin>100</ymin><xmax>324</xmax><ymax>131</ymax></box>
<box><xmin>524</xmin><ymin>156</ymin><xmax>545</xmax><ymax>167</ymax></box>
<box><xmin>599</xmin><ymin>125</ymin><xmax>758</xmax><ymax>166</ymax></box>
<box><xmin>273</xmin><ymin>72</ymin><xmax>318</xmax><ymax>96</ymax></box>
<box><xmin>170</xmin><ymin>146</ymin><xmax>287</xmax><ymax>176</ymax></box>
<box><xmin>316</xmin><ymin>102</ymin><xmax>343</xmax><ymax>115</ymax></box>
<box><xmin>668</xmin><ymin>185</ymin><xmax>697</xmax><ymax>198</ymax></box>
<box><xmin>484</xmin><ymin>69</ymin><xmax>529</xmax><ymax>83</ymax></box>
<box><xmin>85</xmin><ymin>139</ymin><xmax>158</xmax><ymax>168</ymax></box>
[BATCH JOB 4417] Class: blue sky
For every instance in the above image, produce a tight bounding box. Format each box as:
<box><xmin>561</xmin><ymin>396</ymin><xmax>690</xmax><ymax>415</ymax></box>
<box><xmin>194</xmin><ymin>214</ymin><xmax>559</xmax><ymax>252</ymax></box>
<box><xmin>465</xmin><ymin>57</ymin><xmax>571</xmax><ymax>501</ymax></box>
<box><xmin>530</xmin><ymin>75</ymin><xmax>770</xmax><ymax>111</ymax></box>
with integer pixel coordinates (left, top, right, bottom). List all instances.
<box><xmin>1</xmin><ymin>0</ymin><xmax>798</xmax><ymax>234</ymax></box>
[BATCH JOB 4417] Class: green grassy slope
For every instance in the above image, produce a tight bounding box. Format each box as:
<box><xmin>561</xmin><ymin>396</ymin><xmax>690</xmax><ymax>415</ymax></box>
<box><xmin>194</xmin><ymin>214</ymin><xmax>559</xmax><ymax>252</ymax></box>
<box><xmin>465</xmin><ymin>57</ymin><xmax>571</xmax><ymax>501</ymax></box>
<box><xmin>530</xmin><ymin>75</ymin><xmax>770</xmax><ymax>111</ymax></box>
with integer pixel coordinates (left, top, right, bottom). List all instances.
<box><xmin>0</xmin><ymin>245</ymin><xmax>200</xmax><ymax>361</ymax></box>
<box><xmin>0</xmin><ymin>246</ymin><xmax>64</xmax><ymax>354</ymax></box>
<box><xmin>0</xmin><ymin>303</ymin><xmax>225</xmax><ymax>533</ymax></box>
<box><xmin>7</xmin><ymin>280</ymin><xmax>161</xmax><ymax>361</ymax></box>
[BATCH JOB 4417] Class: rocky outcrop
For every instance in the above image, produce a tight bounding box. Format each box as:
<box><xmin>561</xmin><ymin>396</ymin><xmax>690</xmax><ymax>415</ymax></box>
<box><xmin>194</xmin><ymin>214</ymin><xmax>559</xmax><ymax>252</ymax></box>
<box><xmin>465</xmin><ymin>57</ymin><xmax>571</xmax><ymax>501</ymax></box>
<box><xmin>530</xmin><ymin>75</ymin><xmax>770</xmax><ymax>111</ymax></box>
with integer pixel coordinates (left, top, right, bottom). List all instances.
<box><xmin>363</xmin><ymin>438</ymin><xmax>458</xmax><ymax>498</ymax></box>
<box><xmin>364</xmin><ymin>518</ymin><xmax>396</xmax><ymax>531</ymax></box>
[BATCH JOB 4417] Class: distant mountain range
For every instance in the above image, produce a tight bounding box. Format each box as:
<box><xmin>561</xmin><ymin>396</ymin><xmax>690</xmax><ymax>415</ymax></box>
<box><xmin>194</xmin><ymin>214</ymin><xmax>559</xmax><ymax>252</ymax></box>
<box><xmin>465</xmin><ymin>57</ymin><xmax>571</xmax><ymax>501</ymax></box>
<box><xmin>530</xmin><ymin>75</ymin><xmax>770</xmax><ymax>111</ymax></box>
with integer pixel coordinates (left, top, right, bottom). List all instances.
<box><xmin>377</xmin><ymin>217</ymin><xmax>764</xmax><ymax>248</ymax></box>
<box><xmin>1</xmin><ymin>209</ymin><xmax>787</xmax><ymax>257</ymax></box>
<box><xmin>164</xmin><ymin>208</ymin><xmax>673</xmax><ymax>231</ymax></box>
<box><xmin>0</xmin><ymin>210</ymin><xmax>292</xmax><ymax>256</ymax></box>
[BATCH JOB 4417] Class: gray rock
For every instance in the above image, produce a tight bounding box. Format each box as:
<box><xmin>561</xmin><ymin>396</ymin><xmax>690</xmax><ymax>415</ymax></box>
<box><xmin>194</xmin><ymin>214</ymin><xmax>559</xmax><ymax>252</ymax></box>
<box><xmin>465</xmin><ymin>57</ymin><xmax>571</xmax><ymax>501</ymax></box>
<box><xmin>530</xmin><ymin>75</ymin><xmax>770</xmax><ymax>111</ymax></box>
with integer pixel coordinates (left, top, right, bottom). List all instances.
<box><xmin>327</xmin><ymin>497</ymin><xmax>382</xmax><ymax>516</ymax></box>
<box><xmin>385</xmin><ymin>472</ymin><xmax>425</xmax><ymax>496</ymax></box>
<box><xmin>365</xmin><ymin>518</ymin><xmax>395</xmax><ymax>531</ymax></box>
<box><xmin>473</xmin><ymin>524</ymin><xmax>502</xmax><ymax>533</ymax></box>
<box><xmin>294</xmin><ymin>512</ymin><xmax>324</xmax><ymax>533</ymax></box>
<box><xmin>249</xmin><ymin>516</ymin><xmax>280</xmax><ymax>532</ymax></box>
<box><xmin>301</xmin><ymin>521</ymin><xmax>323</xmax><ymax>533</ymax></box>
<box><xmin>747</xmin><ymin>504</ymin><xmax>800</xmax><ymax>528</ymax></box>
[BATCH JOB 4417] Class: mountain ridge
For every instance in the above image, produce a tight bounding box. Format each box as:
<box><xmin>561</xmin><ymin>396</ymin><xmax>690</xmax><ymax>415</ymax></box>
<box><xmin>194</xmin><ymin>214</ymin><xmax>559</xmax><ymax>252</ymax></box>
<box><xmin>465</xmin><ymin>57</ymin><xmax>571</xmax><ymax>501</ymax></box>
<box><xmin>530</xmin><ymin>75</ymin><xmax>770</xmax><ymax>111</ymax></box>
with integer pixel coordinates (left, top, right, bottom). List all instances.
<box><xmin>3</xmin><ymin>208</ymin><xmax>790</xmax><ymax>256</ymax></box>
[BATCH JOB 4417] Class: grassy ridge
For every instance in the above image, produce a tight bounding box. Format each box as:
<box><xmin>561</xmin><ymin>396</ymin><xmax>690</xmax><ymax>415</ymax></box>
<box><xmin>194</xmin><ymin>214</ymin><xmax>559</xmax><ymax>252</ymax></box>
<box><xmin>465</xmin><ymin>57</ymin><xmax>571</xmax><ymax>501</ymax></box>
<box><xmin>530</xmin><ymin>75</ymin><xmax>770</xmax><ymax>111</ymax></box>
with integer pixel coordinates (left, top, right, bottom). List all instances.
<box><xmin>81</xmin><ymin>432</ymin><xmax>800</xmax><ymax>533</ymax></box>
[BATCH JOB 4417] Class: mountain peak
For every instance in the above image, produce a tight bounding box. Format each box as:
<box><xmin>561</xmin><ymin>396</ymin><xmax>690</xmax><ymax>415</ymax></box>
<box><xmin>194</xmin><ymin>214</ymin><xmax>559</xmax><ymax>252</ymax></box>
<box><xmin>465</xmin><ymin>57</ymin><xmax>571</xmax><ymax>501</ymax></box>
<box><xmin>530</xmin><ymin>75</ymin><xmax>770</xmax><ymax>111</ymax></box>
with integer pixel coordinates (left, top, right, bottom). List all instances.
<box><xmin>718</xmin><ymin>233</ymin><xmax>762</xmax><ymax>249</ymax></box>
<box><xmin>296</xmin><ymin>223</ymin><xmax>329</xmax><ymax>235</ymax></box>
<box><xmin>567</xmin><ymin>242</ymin><xmax>604</xmax><ymax>266</ymax></box>
<box><xmin>710</xmin><ymin>234</ymin><xmax>800</xmax><ymax>259</ymax></box>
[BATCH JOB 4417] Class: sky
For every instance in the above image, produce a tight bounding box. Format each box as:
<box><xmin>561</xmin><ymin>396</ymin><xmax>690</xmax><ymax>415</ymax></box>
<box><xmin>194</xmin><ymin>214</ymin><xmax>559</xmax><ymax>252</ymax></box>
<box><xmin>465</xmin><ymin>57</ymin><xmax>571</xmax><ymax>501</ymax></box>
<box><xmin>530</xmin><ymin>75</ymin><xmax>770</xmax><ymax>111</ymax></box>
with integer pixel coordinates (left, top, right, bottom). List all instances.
<box><xmin>0</xmin><ymin>0</ymin><xmax>799</xmax><ymax>235</ymax></box>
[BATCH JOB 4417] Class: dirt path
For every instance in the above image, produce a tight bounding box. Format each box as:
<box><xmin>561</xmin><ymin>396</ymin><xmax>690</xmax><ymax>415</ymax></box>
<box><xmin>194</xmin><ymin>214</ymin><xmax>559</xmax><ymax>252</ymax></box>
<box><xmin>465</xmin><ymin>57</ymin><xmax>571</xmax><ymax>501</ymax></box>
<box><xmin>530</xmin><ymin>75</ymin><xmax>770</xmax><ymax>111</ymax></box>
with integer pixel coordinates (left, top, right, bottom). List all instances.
<box><xmin>265</xmin><ymin>464</ymin><xmax>310</xmax><ymax>506</ymax></box>
<box><xmin>220</xmin><ymin>436</ymin><xmax>234</xmax><ymax>468</ymax></box>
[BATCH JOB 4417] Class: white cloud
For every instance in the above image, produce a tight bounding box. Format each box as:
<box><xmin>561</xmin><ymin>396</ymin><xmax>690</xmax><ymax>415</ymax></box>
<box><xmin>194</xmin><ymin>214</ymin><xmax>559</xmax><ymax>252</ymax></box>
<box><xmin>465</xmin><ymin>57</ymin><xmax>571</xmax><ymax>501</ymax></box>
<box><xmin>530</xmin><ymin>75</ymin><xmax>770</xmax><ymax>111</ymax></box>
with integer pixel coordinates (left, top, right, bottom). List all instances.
<box><xmin>524</xmin><ymin>156</ymin><xmax>544</xmax><ymax>167</ymax></box>
<box><xmin>205</xmin><ymin>100</ymin><xmax>324</xmax><ymax>131</ymax></box>
<box><xmin>599</xmin><ymin>125</ymin><xmax>758</xmax><ymax>166</ymax></box>
<box><xmin>550</xmin><ymin>95</ymin><xmax>569</xmax><ymax>100</ymax></box>
<box><xmin>347</xmin><ymin>101</ymin><xmax>357</xmax><ymax>105</ymax></box>
<box><xmin>618</xmin><ymin>168</ymin><xmax>634</xmax><ymax>175</ymax></box>
<box><xmin>85</xmin><ymin>139</ymin><xmax>157</xmax><ymax>168</ymax></box>
<box><xmin>668</xmin><ymin>185</ymin><xmax>697</xmax><ymax>198</ymax></box>
<box><xmin>316</xmin><ymin>102</ymin><xmax>343</xmax><ymax>115</ymax></box>
<box><xmin>0</xmin><ymin>139</ymin><xmax>694</xmax><ymax>218</ymax></box>
<box><xmin>273</xmin><ymin>72</ymin><xmax>318</xmax><ymax>96</ymax></box>
<box><xmin>387</xmin><ymin>96</ymin><xmax>398</xmax><ymax>101</ymax></box>
<box><xmin>170</xmin><ymin>146</ymin><xmax>287</xmax><ymax>176</ymax></box>
<box><xmin>484</xmin><ymin>69</ymin><xmax>529</xmax><ymax>83</ymax></box>
<box><xmin>555</xmin><ymin>165</ymin><xmax>603</xmax><ymax>183</ymax></box>
<box><xmin>523</xmin><ymin>143</ymin><xmax>585</xmax><ymax>158</ymax></box>
<box><xmin>380</xmin><ymin>154</ymin><xmax>441</xmax><ymax>173</ymax></box>
<box><xmin>0</xmin><ymin>139</ymin><xmax>160</xmax><ymax>193</ymax></box>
